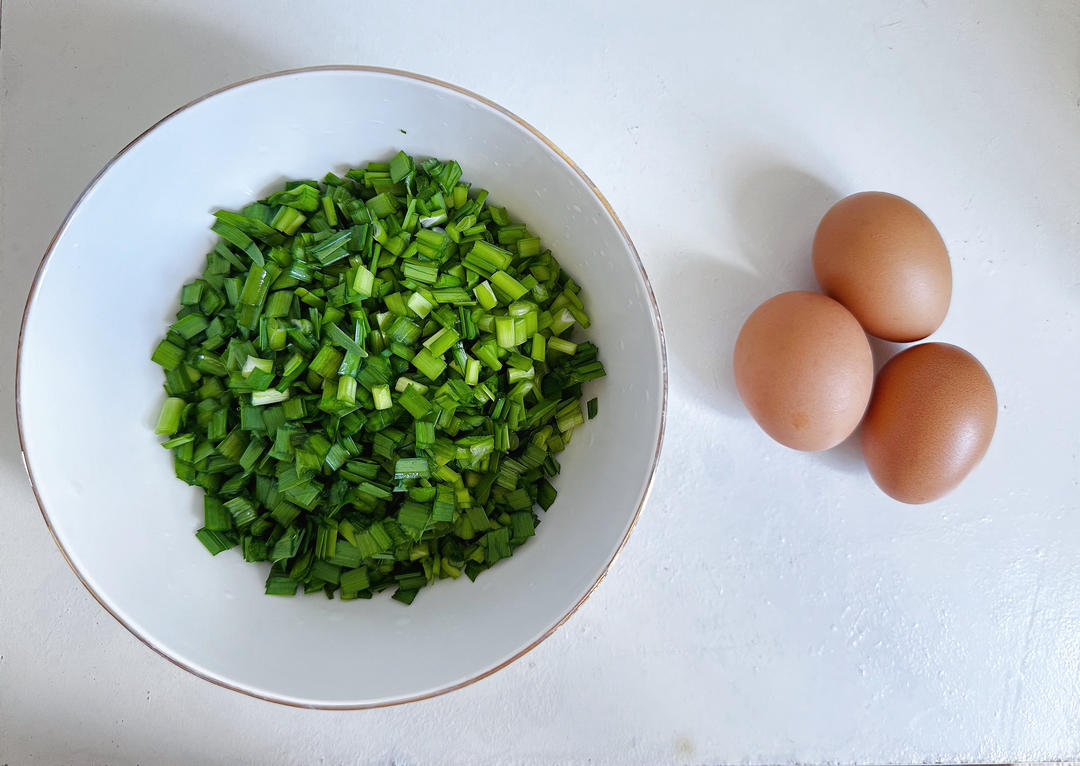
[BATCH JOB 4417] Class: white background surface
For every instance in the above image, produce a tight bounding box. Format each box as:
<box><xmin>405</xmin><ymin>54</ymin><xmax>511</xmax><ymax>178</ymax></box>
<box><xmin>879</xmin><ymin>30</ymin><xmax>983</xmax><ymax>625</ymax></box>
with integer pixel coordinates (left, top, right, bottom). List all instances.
<box><xmin>1</xmin><ymin>1</ymin><xmax>1077</xmax><ymax>763</ymax></box>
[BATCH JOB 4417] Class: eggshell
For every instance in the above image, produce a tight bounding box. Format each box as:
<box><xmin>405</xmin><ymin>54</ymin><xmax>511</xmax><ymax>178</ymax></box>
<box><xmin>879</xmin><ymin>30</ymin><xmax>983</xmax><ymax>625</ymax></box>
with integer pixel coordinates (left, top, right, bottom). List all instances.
<box><xmin>861</xmin><ymin>343</ymin><xmax>997</xmax><ymax>503</ymax></box>
<box><xmin>734</xmin><ymin>291</ymin><xmax>874</xmax><ymax>451</ymax></box>
<box><xmin>813</xmin><ymin>191</ymin><xmax>951</xmax><ymax>342</ymax></box>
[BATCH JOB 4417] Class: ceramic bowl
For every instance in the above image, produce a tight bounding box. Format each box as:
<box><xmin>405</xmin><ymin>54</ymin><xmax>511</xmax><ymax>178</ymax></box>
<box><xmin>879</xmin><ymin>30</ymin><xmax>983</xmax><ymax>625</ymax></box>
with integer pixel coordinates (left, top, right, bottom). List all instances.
<box><xmin>17</xmin><ymin>67</ymin><xmax>666</xmax><ymax>707</ymax></box>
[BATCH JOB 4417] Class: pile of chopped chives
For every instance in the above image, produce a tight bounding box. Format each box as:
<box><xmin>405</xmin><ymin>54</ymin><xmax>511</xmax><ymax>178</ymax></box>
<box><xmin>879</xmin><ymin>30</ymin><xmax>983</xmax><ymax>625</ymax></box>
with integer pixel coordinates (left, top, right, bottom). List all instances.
<box><xmin>152</xmin><ymin>152</ymin><xmax>605</xmax><ymax>604</ymax></box>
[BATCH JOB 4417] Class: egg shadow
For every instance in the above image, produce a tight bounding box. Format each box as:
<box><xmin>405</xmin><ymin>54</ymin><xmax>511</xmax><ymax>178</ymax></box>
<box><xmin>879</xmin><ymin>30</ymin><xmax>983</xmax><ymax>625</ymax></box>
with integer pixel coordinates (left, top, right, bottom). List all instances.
<box><xmin>816</xmin><ymin>425</ymin><xmax>866</xmax><ymax>476</ymax></box>
<box><xmin>654</xmin><ymin>254</ymin><xmax>769</xmax><ymax>417</ymax></box>
<box><xmin>657</xmin><ymin>164</ymin><xmax>843</xmax><ymax>421</ymax></box>
<box><xmin>730</xmin><ymin>163</ymin><xmax>841</xmax><ymax>295</ymax></box>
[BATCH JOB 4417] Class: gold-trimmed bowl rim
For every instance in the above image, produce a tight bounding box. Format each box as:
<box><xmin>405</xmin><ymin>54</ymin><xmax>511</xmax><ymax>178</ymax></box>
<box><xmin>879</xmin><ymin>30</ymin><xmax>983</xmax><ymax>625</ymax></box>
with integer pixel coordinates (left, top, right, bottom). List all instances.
<box><xmin>16</xmin><ymin>65</ymin><xmax>668</xmax><ymax>709</ymax></box>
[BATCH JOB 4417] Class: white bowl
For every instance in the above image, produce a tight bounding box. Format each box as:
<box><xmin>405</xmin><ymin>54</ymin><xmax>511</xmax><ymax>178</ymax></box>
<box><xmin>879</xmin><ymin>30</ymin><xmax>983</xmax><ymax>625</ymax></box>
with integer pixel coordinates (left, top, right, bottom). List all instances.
<box><xmin>17</xmin><ymin>67</ymin><xmax>666</xmax><ymax>708</ymax></box>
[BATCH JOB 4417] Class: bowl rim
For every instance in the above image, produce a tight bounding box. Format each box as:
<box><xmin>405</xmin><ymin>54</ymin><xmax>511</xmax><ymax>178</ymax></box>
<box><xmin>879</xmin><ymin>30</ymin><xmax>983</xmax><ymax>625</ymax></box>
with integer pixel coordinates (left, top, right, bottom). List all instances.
<box><xmin>15</xmin><ymin>65</ymin><xmax>668</xmax><ymax>709</ymax></box>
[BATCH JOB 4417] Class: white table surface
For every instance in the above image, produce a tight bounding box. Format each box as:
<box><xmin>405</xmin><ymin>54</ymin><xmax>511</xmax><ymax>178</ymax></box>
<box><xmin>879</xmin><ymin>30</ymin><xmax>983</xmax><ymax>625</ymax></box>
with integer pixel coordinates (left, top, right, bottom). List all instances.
<box><xmin>2</xmin><ymin>1</ymin><xmax>1078</xmax><ymax>763</ymax></box>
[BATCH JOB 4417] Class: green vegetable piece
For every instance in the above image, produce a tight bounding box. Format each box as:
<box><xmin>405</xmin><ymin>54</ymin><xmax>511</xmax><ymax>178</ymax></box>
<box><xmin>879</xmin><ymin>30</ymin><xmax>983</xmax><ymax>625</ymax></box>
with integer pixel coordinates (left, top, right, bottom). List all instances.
<box><xmin>196</xmin><ymin>528</ymin><xmax>235</xmax><ymax>556</ymax></box>
<box><xmin>155</xmin><ymin>397</ymin><xmax>186</xmax><ymax>435</ymax></box>
<box><xmin>153</xmin><ymin>152</ymin><xmax>604</xmax><ymax>604</ymax></box>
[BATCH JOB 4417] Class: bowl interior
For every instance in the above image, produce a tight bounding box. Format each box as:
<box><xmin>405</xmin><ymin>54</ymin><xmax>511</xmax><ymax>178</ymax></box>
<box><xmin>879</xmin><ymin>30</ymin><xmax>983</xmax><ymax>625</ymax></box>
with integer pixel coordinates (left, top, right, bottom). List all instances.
<box><xmin>18</xmin><ymin>68</ymin><xmax>665</xmax><ymax>707</ymax></box>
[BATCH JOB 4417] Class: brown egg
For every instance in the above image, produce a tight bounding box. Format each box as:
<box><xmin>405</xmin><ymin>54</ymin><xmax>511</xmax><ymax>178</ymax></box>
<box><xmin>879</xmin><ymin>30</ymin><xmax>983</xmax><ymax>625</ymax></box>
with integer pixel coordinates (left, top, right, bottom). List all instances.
<box><xmin>812</xmin><ymin>191</ymin><xmax>951</xmax><ymax>342</ymax></box>
<box><xmin>734</xmin><ymin>291</ymin><xmax>874</xmax><ymax>451</ymax></box>
<box><xmin>861</xmin><ymin>343</ymin><xmax>997</xmax><ymax>503</ymax></box>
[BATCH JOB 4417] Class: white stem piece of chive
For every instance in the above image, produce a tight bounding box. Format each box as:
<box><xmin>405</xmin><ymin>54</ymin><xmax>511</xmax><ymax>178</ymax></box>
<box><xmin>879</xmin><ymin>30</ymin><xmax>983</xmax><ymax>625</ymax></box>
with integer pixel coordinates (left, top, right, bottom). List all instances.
<box><xmin>252</xmin><ymin>388</ymin><xmax>290</xmax><ymax>406</ymax></box>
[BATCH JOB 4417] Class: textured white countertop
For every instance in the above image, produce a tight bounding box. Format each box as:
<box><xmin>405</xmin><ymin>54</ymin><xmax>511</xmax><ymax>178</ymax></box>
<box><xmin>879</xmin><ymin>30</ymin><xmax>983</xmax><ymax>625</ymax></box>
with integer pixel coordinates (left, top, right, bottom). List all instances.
<box><xmin>2</xmin><ymin>1</ymin><xmax>1078</xmax><ymax>763</ymax></box>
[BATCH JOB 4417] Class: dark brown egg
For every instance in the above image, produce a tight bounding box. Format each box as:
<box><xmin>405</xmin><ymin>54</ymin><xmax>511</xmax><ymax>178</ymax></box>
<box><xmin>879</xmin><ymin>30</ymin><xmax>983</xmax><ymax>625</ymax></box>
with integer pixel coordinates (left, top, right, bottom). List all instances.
<box><xmin>813</xmin><ymin>191</ymin><xmax>951</xmax><ymax>342</ymax></box>
<box><xmin>861</xmin><ymin>343</ymin><xmax>997</xmax><ymax>503</ymax></box>
<box><xmin>734</xmin><ymin>291</ymin><xmax>874</xmax><ymax>451</ymax></box>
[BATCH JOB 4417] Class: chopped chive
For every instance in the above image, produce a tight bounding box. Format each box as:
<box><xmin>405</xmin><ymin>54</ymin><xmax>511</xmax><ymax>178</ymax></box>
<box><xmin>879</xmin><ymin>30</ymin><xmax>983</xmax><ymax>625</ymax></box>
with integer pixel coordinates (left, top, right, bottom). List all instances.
<box><xmin>160</xmin><ymin>432</ymin><xmax>195</xmax><ymax>449</ymax></box>
<box><xmin>402</xmin><ymin>260</ymin><xmax>439</xmax><ymax>284</ymax></box>
<box><xmin>340</xmin><ymin>567</ymin><xmax>370</xmax><ymax>595</ymax></box>
<box><xmin>180</xmin><ymin>281</ymin><xmax>205</xmax><ymax>306</ymax></box>
<box><xmin>548</xmin><ymin>307</ymin><xmax>576</xmax><ymax>335</ymax></box>
<box><xmin>392</xmin><ymin>588</ymin><xmax>419</xmax><ymax>605</ymax></box>
<box><xmin>324</xmin><ymin>321</ymin><xmax>368</xmax><ymax>358</ymax></box>
<box><xmin>516</xmin><ymin>237</ymin><xmax>542</xmax><ymax>258</ymax></box>
<box><xmin>372</xmin><ymin>384</ymin><xmax>393</xmax><ymax>410</ymax></box>
<box><xmin>398</xmin><ymin>385</ymin><xmax>431</xmax><ymax>418</ymax></box>
<box><xmin>151</xmin><ymin>339</ymin><xmax>186</xmax><ymax>369</ymax></box>
<box><xmin>473</xmin><ymin>281</ymin><xmax>498</xmax><ymax>310</ymax></box>
<box><xmin>265</xmin><ymin>575</ymin><xmax>299</xmax><ymax>596</ymax></box>
<box><xmin>386</xmin><ymin>315</ymin><xmax>422</xmax><ymax>345</ymax></box>
<box><xmin>337</xmin><ymin>375</ymin><xmax>358</xmax><ymax>406</ymax></box>
<box><xmin>394</xmin><ymin>457</ymin><xmax>431</xmax><ymax>480</ymax></box>
<box><xmin>464</xmin><ymin>357</ymin><xmax>481</xmax><ymax>385</ymax></box>
<box><xmin>556</xmin><ymin>399</ymin><xmax>585</xmax><ymax>433</ymax></box>
<box><xmin>311</xmin><ymin>231</ymin><xmax>352</xmax><ymax>267</ymax></box>
<box><xmin>204</xmin><ymin>497</ymin><xmax>231</xmax><ymax>531</ymax></box>
<box><xmin>270</xmin><ymin>206</ymin><xmax>306</xmax><ymax>235</ymax></box>
<box><xmin>213</xmin><ymin>210</ymin><xmax>284</xmax><ymax>245</ymax></box>
<box><xmin>407</xmin><ymin>291</ymin><xmax>434</xmax><ymax>318</ymax></box>
<box><xmin>395</xmin><ymin>376</ymin><xmax>428</xmax><ymax>394</ymax></box>
<box><xmin>490</xmin><ymin>271</ymin><xmax>529</xmax><ymax>301</ymax></box>
<box><xmin>473</xmin><ymin>340</ymin><xmax>503</xmax><ymax>371</ymax></box>
<box><xmin>268</xmin><ymin>183</ymin><xmax>321</xmax><ymax>212</ymax></box>
<box><xmin>353</xmin><ymin>266</ymin><xmax>375</xmax><ymax>297</ymax></box>
<box><xmin>547</xmin><ymin>336</ymin><xmax>578</xmax><ymax>355</ymax></box>
<box><xmin>415</xmin><ymin>419</ymin><xmax>436</xmax><ymax>448</ymax></box>
<box><xmin>155</xmin><ymin>397</ymin><xmax>186</xmax><ymax>435</ymax></box>
<box><xmin>212</xmin><ymin>220</ymin><xmax>264</xmax><ymax>266</ymax></box>
<box><xmin>463</xmin><ymin>240</ymin><xmax>512</xmax><ymax>276</ymax></box>
<box><xmin>153</xmin><ymin>152</ymin><xmax>605</xmax><ymax>605</ymax></box>
<box><xmin>411</xmin><ymin>347</ymin><xmax>446</xmax><ymax>381</ymax></box>
<box><xmin>423</xmin><ymin>327</ymin><xmax>460</xmax><ymax>356</ymax></box>
<box><xmin>252</xmin><ymin>389</ymin><xmax>289</xmax><ymax>406</ymax></box>
<box><xmin>495</xmin><ymin>316</ymin><xmax>517</xmax><ymax>349</ymax></box>
<box><xmin>309</xmin><ymin>345</ymin><xmax>344</xmax><ymax>379</ymax></box>
<box><xmin>530</xmin><ymin>334</ymin><xmax>547</xmax><ymax>362</ymax></box>
<box><xmin>196</xmin><ymin>528</ymin><xmax>235</xmax><ymax>555</ymax></box>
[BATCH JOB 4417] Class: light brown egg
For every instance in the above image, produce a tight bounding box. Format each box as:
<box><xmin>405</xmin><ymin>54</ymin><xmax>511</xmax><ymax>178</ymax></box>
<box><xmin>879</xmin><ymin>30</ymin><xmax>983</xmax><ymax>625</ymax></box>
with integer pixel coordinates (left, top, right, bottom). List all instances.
<box><xmin>861</xmin><ymin>343</ymin><xmax>997</xmax><ymax>503</ymax></box>
<box><xmin>734</xmin><ymin>291</ymin><xmax>874</xmax><ymax>451</ymax></box>
<box><xmin>813</xmin><ymin>191</ymin><xmax>951</xmax><ymax>342</ymax></box>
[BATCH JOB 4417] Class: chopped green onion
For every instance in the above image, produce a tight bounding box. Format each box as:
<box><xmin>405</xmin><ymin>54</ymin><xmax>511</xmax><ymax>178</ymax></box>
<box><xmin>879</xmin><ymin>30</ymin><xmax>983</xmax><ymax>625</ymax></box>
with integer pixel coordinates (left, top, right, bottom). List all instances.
<box><xmin>411</xmin><ymin>348</ymin><xmax>446</xmax><ymax>381</ymax></box>
<box><xmin>495</xmin><ymin>316</ymin><xmax>517</xmax><ymax>349</ymax></box>
<box><xmin>490</xmin><ymin>271</ymin><xmax>529</xmax><ymax>301</ymax></box>
<box><xmin>196</xmin><ymin>528</ymin><xmax>235</xmax><ymax>555</ymax></box>
<box><xmin>423</xmin><ymin>327</ymin><xmax>460</xmax><ymax>356</ymax></box>
<box><xmin>463</xmin><ymin>240</ymin><xmax>512</xmax><ymax>276</ymax></box>
<box><xmin>153</xmin><ymin>152</ymin><xmax>605</xmax><ymax>605</ymax></box>
<box><xmin>394</xmin><ymin>457</ymin><xmax>431</xmax><ymax>481</ymax></box>
<box><xmin>547</xmin><ymin>336</ymin><xmax>578</xmax><ymax>355</ymax></box>
<box><xmin>160</xmin><ymin>432</ymin><xmax>194</xmax><ymax>449</ymax></box>
<box><xmin>252</xmin><ymin>389</ymin><xmax>289</xmax><ymax>406</ymax></box>
<box><xmin>212</xmin><ymin>220</ymin><xmax>264</xmax><ymax>266</ymax></box>
<box><xmin>473</xmin><ymin>281</ymin><xmax>498</xmax><ymax>310</ymax></box>
<box><xmin>154</xmin><ymin>397</ymin><xmax>186</xmax><ymax>435</ymax></box>
<box><xmin>398</xmin><ymin>385</ymin><xmax>431</xmax><ymax>418</ymax></box>
<box><xmin>372</xmin><ymin>384</ymin><xmax>393</xmax><ymax>410</ymax></box>
<box><xmin>151</xmin><ymin>339</ymin><xmax>185</xmax><ymax>369</ymax></box>
<box><xmin>270</xmin><ymin>207</ymin><xmax>306</xmax><ymax>235</ymax></box>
